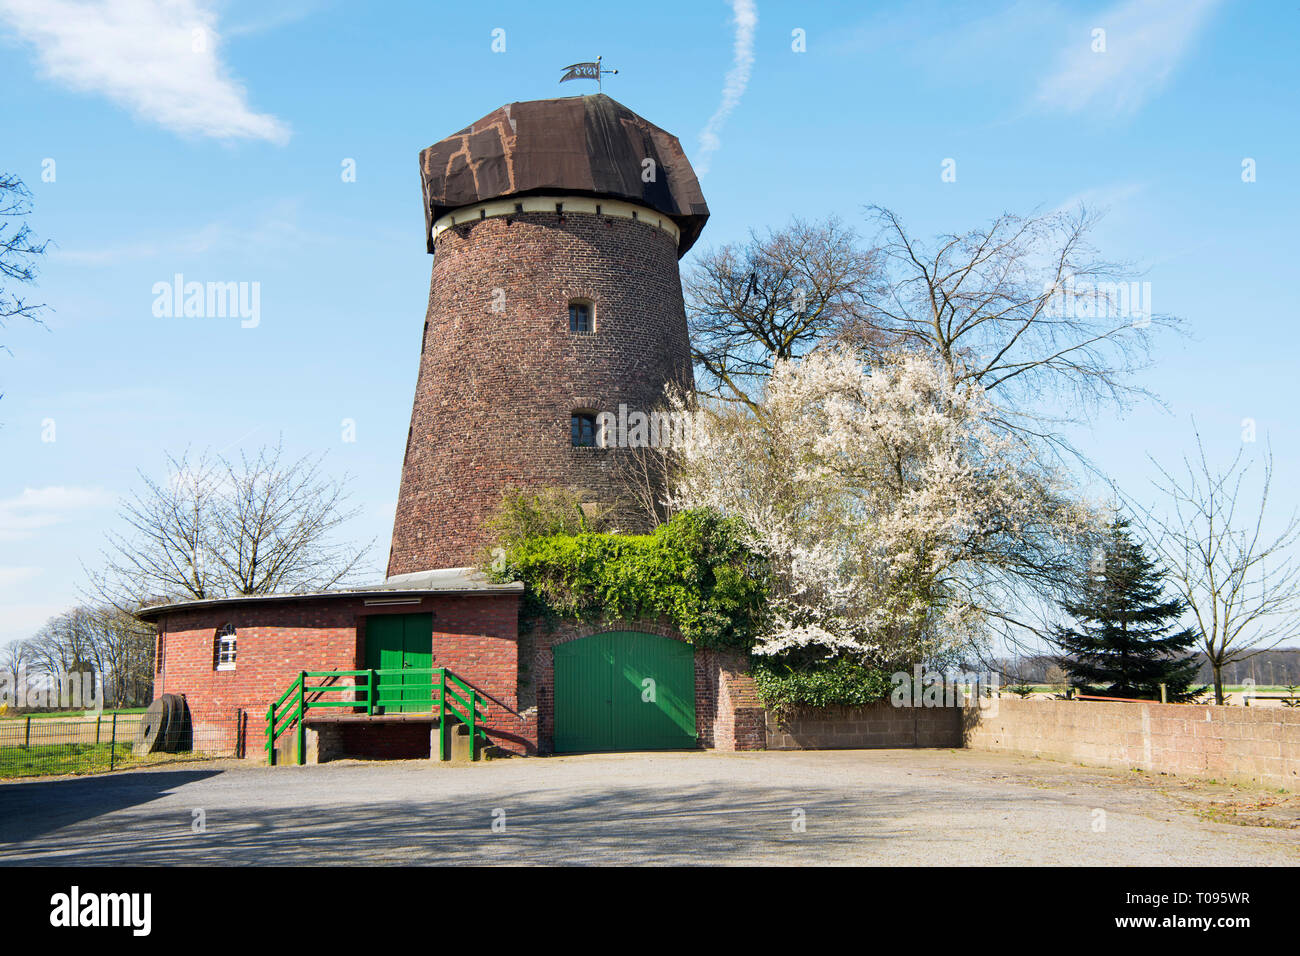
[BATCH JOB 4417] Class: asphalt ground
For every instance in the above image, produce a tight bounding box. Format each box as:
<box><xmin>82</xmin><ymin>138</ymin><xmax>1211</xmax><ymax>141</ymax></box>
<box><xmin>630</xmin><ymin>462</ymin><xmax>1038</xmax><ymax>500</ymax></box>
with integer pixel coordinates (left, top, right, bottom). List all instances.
<box><xmin>2</xmin><ymin>749</ymin><xmax>1297</xmax><ymax>865</ymax></box>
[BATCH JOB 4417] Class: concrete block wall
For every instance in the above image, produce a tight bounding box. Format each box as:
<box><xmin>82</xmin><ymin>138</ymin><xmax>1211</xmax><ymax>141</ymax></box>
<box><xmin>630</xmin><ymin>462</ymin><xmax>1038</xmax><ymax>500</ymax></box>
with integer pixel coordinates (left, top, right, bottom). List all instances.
<box><xmin>766</xmin><ymin>702</ymin><xmax>964</xmax><ymax>750</ymax></box>
<box><xmin>963</xmin><ymin>697</ymin><xmax>1300</xmax><ymax>791</ymax></box>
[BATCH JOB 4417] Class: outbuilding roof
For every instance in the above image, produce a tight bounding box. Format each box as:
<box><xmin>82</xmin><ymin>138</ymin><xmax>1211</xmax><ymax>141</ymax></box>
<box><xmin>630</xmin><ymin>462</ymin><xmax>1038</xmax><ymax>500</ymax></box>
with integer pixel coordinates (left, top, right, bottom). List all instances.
<box><xmin>419</xmin><ymin>94</ymin><xmax>709</xmax><ymax>257</ymax></box>
<box><xmin>132</xmin><ymin>567</ymin><xmax>523</xmax><ymax>621</ymax></box>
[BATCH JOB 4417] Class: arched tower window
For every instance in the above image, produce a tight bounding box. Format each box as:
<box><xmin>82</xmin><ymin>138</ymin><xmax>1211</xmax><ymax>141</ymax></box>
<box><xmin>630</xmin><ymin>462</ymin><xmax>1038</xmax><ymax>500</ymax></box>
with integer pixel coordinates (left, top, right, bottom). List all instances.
<box><xmin>214</xmin><ymin>624</ymin><xmax>237</xmax><ymax>671</ymax></box>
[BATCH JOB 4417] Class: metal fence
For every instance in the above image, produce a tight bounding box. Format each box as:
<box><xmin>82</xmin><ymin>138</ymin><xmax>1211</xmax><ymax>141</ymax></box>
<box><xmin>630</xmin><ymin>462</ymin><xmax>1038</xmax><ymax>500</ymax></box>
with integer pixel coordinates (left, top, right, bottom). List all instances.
<box><xmin>0</xmin><ymin>709</ymin><xmax>244</xmax><ymax>779</ymax></box>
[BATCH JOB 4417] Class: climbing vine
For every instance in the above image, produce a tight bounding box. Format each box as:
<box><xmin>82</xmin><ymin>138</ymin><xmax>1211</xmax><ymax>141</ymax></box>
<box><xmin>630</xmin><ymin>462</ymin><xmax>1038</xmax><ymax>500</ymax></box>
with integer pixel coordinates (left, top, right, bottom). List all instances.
<box><xmin>491</xmin><ymin>508</ymin><xmax>769</xmax><ymax>649</ymax></box>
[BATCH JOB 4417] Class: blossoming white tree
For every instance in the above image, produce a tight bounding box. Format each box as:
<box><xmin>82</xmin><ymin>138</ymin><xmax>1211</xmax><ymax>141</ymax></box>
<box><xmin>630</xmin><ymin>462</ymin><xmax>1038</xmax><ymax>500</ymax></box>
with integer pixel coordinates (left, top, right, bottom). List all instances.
<box><xmin>672</xmin><ymin>348</ymin><xmax>1098</xmax><ymax>663</ymax></box>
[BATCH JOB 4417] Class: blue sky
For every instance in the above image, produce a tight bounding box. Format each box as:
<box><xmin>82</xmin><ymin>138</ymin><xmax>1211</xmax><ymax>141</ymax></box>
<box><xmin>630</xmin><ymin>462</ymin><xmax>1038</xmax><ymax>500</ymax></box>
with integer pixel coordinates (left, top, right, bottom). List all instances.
<box><xmin>1</xmin><ymin>0</ymin><xmax>1297</xmax><ymax>650</ymax></box>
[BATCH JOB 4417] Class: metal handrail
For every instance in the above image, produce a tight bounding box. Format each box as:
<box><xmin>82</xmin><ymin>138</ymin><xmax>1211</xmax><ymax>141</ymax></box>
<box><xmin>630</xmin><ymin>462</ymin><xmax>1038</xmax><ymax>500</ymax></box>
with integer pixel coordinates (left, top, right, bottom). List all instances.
<box><xmin>266</xmin><ymin>667</ymin><xmax>489</xmax><ymax>765</ymax></box>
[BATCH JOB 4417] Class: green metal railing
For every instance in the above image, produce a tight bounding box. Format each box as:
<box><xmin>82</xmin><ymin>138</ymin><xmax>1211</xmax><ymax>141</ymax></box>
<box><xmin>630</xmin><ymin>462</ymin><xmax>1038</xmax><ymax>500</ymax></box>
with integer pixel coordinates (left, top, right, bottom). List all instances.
<box><xmin>265</xmin><ymin>667</ymin><xmax>489</xmax><ymax>766</ymax></box>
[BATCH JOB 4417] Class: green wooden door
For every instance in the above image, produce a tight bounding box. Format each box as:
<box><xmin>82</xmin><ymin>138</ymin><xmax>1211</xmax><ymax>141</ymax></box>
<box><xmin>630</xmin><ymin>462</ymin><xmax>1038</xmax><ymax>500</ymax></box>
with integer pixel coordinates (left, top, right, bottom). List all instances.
<box><xmin>553</xmin><ymin>631</ymin><xmax>696</xmax><ymax>753</ymax></box>
<box><xmin>365</xmin><ymin>613</ymin><xmax>433</xmax><ymax>713</ymax></box>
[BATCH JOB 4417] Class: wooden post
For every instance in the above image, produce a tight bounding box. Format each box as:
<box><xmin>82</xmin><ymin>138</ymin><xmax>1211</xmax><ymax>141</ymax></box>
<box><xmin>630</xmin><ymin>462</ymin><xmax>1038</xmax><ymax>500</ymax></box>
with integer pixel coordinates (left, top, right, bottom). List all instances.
<box><xmin>1159</xmin><ymin>683</ymin><xmax>1167</xmax><ymax>704</ymax></box>
<box><xmin>23</xmin><ymin>716</ymin><xmax>30</xmax><ymax>749</ymax></box>
<box><xmin>95</xmin><ymin>713</ymin><xmax>102</xmax><ymax>745</ymax></box>
<box><xmin>109</xmin><ymin>712</ymin><xmax>117</xmax><ymax>771</ymax></box>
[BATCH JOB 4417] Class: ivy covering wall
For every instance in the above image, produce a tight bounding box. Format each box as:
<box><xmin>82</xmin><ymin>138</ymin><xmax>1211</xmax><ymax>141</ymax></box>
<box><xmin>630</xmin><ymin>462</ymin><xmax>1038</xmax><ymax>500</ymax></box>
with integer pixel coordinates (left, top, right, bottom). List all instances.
<box><xmin>492</xmin><ymin>508</ymin><xmax>768</xmax><ymax>650</ymax></box>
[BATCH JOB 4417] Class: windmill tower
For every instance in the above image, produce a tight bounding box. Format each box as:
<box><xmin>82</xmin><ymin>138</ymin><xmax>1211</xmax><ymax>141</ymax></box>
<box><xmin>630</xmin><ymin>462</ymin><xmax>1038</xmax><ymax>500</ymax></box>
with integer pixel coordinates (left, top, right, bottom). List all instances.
<box><xmin>387</xmin><ymin>94</ymin><xmax>710</xmax><ymax>576</ymax></box>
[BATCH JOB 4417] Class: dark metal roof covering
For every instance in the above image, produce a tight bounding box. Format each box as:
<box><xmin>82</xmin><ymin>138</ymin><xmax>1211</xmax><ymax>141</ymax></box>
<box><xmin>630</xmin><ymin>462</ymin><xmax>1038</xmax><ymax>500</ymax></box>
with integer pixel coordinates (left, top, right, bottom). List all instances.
<box><xmin>420</xmin><ymin>94</ymin><xmax>709</xmax><ymax>257</ymax></box>
<box><xmin>133</xmin><ymin>568</ymin><xmax>523</xmax><ymax>621</ymax></box>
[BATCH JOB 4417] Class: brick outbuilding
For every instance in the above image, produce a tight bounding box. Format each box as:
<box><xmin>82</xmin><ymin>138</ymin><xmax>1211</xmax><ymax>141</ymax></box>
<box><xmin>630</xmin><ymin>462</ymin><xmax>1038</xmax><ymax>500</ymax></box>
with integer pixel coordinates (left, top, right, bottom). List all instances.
<box><xmin>137</xmin><ymin>570</ymin><xmax>762</xmax><ymax>761</ymax></box>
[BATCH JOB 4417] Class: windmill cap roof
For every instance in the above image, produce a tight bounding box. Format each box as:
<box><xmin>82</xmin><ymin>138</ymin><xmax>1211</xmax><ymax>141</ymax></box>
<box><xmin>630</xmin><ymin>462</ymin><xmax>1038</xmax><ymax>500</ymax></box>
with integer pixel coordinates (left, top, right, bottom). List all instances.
<box><xmin>420</xmin><ymin>93</ymin><xmax>709</xmax><ymax>257</ymax></box>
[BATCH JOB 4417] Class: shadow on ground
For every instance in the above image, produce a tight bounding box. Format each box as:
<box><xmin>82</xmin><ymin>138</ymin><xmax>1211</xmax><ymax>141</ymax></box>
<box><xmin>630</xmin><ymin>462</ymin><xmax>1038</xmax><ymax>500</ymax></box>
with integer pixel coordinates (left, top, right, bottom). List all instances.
<box><xmin>0</xmin><ymin>770</ymin><xmax>223</xmax><ymax>847</ymax></box>
<box><xmin>0</xmin><ymin>779</ymin><xmax>949</xmax><ymax>866</ymax></box>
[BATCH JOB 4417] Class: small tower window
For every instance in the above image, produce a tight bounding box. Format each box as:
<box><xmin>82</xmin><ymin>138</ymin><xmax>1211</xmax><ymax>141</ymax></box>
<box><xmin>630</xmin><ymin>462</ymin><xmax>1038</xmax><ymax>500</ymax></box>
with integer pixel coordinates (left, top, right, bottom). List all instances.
<box><xmin>571</xmin><ymin>412</ymin><xmax>598</xmax><ymax>447</ymax></box>
<box><xmin>214</xmin><ymin>624</ymin><xmax>237</xmax><ymax>671</ymax></box>
<box><xmin>569</xmin><ymin>301</ymin><xmax>593</xmax><ymax>334</ymax></box>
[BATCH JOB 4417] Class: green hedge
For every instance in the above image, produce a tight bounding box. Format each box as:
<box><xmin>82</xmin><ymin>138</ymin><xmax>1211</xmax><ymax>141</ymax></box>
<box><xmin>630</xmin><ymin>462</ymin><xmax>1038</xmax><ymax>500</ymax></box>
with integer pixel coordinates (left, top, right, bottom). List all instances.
<box><xmin>495</xmin><ymin>509</ymin><xmax>768</xmax><ymax>649</ymax></box>
<box><xmin>751</xmin><ymin>657</ymin><xmax>894</xmax><ymax>715</ymax></box>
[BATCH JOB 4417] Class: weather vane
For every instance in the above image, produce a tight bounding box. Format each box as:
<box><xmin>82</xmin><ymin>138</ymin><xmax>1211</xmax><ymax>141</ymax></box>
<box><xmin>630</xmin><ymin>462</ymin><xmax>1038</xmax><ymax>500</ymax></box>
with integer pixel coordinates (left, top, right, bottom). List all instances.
<box><xmin>559</xmin><ymin>55</ymin><xmax>618</xmax><ymax>90</ymax></box>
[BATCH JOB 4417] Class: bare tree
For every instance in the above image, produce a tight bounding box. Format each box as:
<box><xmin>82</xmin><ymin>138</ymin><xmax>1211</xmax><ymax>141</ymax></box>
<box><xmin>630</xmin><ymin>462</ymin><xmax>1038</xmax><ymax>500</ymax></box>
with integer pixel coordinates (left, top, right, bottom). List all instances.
<box><xmin>1</xmin><ymin>173</ymin><xmax>49</xmax><ymax>350</ymax></box>
<box><xmin>685</xmin><ymin>216</ymin><xmax>881</xmax><ymax>412</ymax></box>
<box><xmin>24</xmin><ymin>608</ymin><xmax>97</xmax><ymax>706</ymax></box>
<box><xmin>608</xmin><ymin>443</ymin><xmax>677</xmax><ymax>530</ymax></box>
<box><xmin>1130</xmin><ymin>429</ymin><xmax>1300</xmax><ymax>704</ymax></box>
<box><xmin>1</xmin><ymin>639</ymin><xmax>32</xmax><ymax>704</ymax></box>
<box><xmin>853</xmin><ymin>204</ymin><xmax>1181</xmax><ymax>468</ymax></box>
<box><xmin>21</xmin><ymin>606</ymin><xmax>156</xmax><ymax>709</ymax></box>
<box><xmin>88</xmin><ymin>443</ymin><xmax>374</xmax><ymax>610</ymax></box>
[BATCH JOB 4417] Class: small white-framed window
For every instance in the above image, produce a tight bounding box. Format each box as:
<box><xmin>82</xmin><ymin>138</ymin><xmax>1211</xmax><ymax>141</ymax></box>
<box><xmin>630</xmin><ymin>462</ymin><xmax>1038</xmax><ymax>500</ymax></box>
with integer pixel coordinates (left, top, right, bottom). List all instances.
<box><xmin>215</xmin><ymin>624</ymin><xmax>237</xmax><ymax>671</ymax></box>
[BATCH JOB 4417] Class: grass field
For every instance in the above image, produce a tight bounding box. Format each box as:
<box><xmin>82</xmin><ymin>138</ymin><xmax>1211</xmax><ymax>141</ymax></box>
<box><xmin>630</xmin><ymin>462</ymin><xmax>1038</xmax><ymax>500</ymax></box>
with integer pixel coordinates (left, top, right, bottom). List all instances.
<box><xmin>0</xmin><ymin>710</ymin><xmax>239</xmax><ymax>778</ymax></box>
<box><xmin>0</xmin><ymin>742</ymin><xmax>229</xmax><ymax>779</ymax></box>
<box><xmin>0</xmin><ymin>743</ymin><xmax>127</xmax><ymax>777</ymax></box>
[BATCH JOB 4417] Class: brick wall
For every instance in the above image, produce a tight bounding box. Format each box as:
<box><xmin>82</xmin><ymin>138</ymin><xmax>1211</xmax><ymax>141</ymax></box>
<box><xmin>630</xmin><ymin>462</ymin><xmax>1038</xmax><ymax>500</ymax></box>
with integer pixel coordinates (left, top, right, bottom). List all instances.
<box><xmin>700</xmin><ymin>647</ymin><xmax>766</xmax><ymax>751</ymax></box>
<box><xmin>388</xmin><ymin>209</ymin><xmax>694</xmax><ymax>574</ymax></box>
<box><xmin>766</xmin><ymin>702</ymin><xmax>964</xmax><ymax>750</ymax></box>
<box><xmin>154</xmin><ymin>593</ymin><xmax>525</xmax><ymax>757</ymax></box>
<box><xmin>964</xmin><ymin>697</ymin><xmax>1300</xmax><ymax>791</ymax></box>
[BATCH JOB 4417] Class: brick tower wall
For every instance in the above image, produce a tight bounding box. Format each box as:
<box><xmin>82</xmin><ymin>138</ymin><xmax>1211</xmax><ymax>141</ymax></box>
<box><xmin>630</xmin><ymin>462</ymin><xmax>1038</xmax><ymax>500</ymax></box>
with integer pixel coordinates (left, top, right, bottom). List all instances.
<box><xmin>387</xmin><ymin>208</ymin><xmax>694</xmax><ymax>574</ymax></box>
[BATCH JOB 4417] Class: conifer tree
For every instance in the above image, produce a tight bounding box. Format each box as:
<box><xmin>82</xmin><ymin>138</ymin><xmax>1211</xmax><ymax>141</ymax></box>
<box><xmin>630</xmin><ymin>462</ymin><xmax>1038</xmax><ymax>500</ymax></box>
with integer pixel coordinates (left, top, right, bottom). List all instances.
<box><xmin>1053</xmin><ymin>517</ymin><xmax>1203</xmax><ymax>701</ymax></box>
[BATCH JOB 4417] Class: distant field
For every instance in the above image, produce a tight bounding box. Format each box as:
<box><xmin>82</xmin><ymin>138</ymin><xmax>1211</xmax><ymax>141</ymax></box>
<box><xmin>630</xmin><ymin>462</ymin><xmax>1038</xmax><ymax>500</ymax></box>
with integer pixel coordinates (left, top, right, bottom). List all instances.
<box><xmin>1008</xmin><ymin>685</ymin><xmax>1297</xmax><ymax>705</ymax></box>
<box><xmin>0</xmin><ymin>708</ymin><xmax>147</xmax><ymax>721</ymax></box>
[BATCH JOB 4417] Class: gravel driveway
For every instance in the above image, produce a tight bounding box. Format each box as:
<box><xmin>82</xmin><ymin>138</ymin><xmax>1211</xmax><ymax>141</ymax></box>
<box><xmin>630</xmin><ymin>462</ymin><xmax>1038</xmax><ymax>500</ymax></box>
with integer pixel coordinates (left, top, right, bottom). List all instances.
<box><xmin>1</xmin><ymin>749</ymin><xmax>1296</xmax><ymax>865</ymax></box>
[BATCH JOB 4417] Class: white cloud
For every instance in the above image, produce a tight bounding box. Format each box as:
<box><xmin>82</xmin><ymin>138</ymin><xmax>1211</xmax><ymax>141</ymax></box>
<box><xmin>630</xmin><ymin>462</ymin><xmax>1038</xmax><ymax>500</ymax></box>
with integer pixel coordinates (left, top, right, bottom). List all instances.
<box><xmin>0</xmin><ymin>0</ymin><xmax>289</xmax><ymax>143</ymax></box>
<box><xmin>0</xmin><ymin>486</ymin><xmax>115</xmax><ymax>541</ymax></box>
<box><xmin>54</xmin><ymin>199</ymin><xmax>327</xmax><ymax>266</ymax></box>
<box><xmin>0</xmin><ymin>567</ymin><xmax>41</xmax><ymax>594</ymax></box>
<box><xmin>1053</xmin><ymin>181</ymin><xmax>1146</xmax><ymax>217</ymax></box>
<box><xmin>1036</xmin><ymin>0</ymin><xmax>1221</xmax><ymax>114</ymax></box>
<box><xmin>696</xmin><ymin>0</ymin><xmax>757</xmax><ymax>175</ymax></box>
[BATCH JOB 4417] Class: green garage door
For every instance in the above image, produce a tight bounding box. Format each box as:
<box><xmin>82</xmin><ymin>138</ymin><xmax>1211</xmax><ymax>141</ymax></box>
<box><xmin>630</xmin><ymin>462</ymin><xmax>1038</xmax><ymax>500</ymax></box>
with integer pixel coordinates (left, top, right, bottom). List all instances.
<box><xmin>553</xmin><ymin>631</ymin><xmax>696</xmax><ymax>753</ymax></box>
